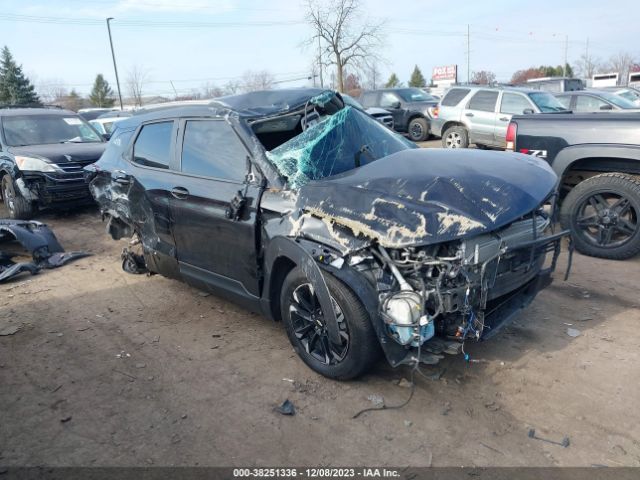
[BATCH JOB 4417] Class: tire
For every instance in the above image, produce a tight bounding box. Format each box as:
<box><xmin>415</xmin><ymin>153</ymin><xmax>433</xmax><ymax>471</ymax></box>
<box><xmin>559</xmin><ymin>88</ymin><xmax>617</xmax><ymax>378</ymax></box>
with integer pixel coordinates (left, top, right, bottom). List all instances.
<box><xmin>280</xmin><ymin>267</ymin><xmax>380</xmax><ymax>380</ymax></box>
<box><xmin>442</xmin><ymin>125</ymin><xmax>469</xmax><ymax>148</ymax></box>
<box><xmin>1</xmin><ymin>175</ymin><xmax>36</xmax><ymax>220</ymax></box>
<box><xmin>560</xmin><ymin>173</ymin><xmax>640</xmax><ymax>260</ymax></box>
<box><xmin>407</xmin><ymin>117</ymin><xmax>429</xmax><ymax>142</ymax></box>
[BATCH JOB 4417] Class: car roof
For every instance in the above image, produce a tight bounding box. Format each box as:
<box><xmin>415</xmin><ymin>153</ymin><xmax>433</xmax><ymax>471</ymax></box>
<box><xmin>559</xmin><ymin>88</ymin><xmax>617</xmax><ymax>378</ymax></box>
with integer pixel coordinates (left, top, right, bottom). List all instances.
<box><xmin>0</xmin><ymin>107</ymin><xmax>77</xmax><ymax>116</ymax></box>
<box><xmin>447</xmin><ymin>85</ymin><xmax>542</xmax><ymax>95</ymax></box>
<box><xmin>115</xmin><ymin>88</ymin><xmax>335</xmax><ymax>128</ymax></box>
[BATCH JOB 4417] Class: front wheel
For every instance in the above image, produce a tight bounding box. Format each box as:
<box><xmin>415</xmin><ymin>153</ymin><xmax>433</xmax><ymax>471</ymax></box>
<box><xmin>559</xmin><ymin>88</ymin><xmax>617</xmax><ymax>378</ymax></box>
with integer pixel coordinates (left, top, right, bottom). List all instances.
<box><xmin>280</xmin><ymin>267</ymin><xmax>380</xmax><ymax>380</ymax></box>
<box><xmin>560</xmin><ymin>173</ymin><xmax>640</xmax><ymax>260</ymax></box>
<box><xmin>1</xmin><ymin>175</ymin><xmax>36</xmax><ymax>219</ymax></box>
<box><xmin>442</xmin><ymin>125</ymin><xmax>469</xmax><ymax>148</ymax></box>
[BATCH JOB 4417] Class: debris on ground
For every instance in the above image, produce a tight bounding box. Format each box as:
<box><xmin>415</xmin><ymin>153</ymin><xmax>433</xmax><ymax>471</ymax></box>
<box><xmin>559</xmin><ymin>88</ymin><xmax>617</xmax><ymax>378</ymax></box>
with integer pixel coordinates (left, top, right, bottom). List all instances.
<box><xmin>397</xmin><ymin>378</ymin><xmax>412</xmax><ymax>388</ymax></box>
<box><xmin>441</xmin><ymin>401</ymin><xmax>452</xmax><ymax>416</ymax></box>
<box><xmin>0</xmin><ymin>220</ymin><xmax>90</xmax><ymax>283</ymax></box>
<box><xmin>366</xmin><ymin>394</ymin><xmax>385</xmax><ymax>406</ymax></box>
<box><xmin>567</xmin><ymin>328</ymin><xmax>582</xmax><ymax>338</ymax></box>
<box><xmin>60</xmin><ymin>416</ymin><xmax>72</xmax><ymax>423</ymax></box>
<box><xmin>527</xmin><ymin>428</ymin><xmax>570</xmax><ymax>447</ymax></box>
<box><xmin>275</xmin><ymin>399</ymin><xmax>296</xmax><ymax>416</ymax></box>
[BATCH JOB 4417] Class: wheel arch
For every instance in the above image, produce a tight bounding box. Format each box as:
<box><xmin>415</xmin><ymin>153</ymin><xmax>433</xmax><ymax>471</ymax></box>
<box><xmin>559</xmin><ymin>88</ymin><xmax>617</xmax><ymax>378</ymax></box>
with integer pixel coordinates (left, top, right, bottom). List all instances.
<box><xmin>441</xmin><ymin>121</ymin><xmax>467</xmax><ymax>134</ymax></box>
<box><xmin>555</xmin><ymin>145</ymin><xmax>640</xmax><ymax>187</ymax></box>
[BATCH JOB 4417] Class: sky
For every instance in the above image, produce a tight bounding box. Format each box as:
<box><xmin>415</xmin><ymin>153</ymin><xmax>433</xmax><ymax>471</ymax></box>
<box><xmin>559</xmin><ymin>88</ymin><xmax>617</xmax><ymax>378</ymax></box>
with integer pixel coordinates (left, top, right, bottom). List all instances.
<box><xmin>0</xmin><ymin>0</ymin><xmax>637</xmax><ymax>98</ymax></box>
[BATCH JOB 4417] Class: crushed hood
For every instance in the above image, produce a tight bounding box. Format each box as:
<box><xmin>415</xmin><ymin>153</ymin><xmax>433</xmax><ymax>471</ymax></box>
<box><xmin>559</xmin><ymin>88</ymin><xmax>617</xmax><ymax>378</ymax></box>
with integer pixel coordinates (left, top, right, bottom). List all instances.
<box><xmin>296</xmin><ymin>149</ymin><xmax>557</xmax><ymax>248</ymax></box>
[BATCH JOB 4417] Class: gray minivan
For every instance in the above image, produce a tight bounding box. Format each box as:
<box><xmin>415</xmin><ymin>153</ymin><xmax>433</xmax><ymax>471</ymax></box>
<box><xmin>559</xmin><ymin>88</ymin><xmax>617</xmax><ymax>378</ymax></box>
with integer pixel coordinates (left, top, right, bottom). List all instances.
<box><xmin>432</xmin><ymin>86</ymin><xmax>568</xmax><ymax>149</ymax></box>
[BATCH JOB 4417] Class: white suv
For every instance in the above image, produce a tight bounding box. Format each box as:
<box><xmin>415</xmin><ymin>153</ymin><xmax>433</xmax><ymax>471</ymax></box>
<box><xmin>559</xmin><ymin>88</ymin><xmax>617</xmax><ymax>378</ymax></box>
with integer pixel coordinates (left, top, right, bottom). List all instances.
<box><xmin>432</xmin><ymin>86</ymin><xmax>567</xmax><ymax>149</ymax></box>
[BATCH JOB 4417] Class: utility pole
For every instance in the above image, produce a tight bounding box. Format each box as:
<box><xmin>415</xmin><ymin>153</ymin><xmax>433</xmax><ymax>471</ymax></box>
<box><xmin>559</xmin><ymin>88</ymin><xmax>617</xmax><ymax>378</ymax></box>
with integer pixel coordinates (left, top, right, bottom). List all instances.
<box><xmin>563</xmin><ymin>35</ymin><xmax>568</xmax><ymax>77</ymax></box>
<box><xmin>467</xmin><ymin>24</ymin><xmax>470</xmax><ymax>83</ymax></box>
<box><xmin>106</xmin><ymin>18</ymin><xmax>123</xmax><ymax>110</ymax></box>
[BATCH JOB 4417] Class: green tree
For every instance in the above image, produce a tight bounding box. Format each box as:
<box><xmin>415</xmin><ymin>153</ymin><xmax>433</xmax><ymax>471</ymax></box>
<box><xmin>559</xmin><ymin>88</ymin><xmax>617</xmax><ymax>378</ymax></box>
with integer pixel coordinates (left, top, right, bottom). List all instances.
<box><xmin>0</xmin><ymin>46</ymin><xmax>40</xmax><ymax>105</ymax></box>
<box><xmin>408</xmin><ymin>65</ymin><xmax>426</xmax><ymax>87</ymax></box>
<box><xmin>385</xmin><ymin>73</ymin><xmax>401</xmax><ymax>88</ymax></box>
<box><xmin>89</xmin><ymin>74</ymin><xmax>115</xmax><ymax>107</ymax></box>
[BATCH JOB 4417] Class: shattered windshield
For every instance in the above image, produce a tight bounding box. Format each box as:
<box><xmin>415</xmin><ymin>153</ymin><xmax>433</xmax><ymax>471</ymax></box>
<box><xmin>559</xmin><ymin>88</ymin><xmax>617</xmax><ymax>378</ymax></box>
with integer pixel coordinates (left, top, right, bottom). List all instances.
<box><xmin>266</xmin><ymin>106</ymin><xmax>416</xmax><ymax>189</ymax></box>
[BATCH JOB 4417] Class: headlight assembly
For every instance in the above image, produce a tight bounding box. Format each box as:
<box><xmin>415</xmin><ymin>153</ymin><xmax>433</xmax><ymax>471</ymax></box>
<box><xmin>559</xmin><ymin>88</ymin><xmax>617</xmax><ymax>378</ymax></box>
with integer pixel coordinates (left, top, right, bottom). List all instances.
<box><xmin>15</xmin><ymin>156</ymin><xmax>57</xmax><ymax>172</ymax></box>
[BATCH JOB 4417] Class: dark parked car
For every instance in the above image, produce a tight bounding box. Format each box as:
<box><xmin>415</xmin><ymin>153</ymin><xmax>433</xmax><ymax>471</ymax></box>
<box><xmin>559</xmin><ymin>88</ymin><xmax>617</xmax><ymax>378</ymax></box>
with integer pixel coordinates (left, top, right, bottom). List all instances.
<box><xmin>0</xmin><ymin>107</ymin><xmax>106</xmax><ymax>219</ymax></box>
<box><xmin>86</xmin><ymin>89</ymin><xmax>568</xmax><ymax>379</ymax></box>
<box><xmin>341</xmin><ymin>94</ymin><xmax>394</xmax><ymax>129</ymax></box>
<box><xmin>555</xmin><ymin>90</ymin><xmax>640</xmax><ymax>112</ymax></box>
<box><xmin>359</xmin><ymin>88</ymin><xmax>438</xmax><ymax>141</ymax></box>
<box><xmin>507</xmin><ymin>112</ymin><xmax>640</xmax><ymax>259</ymax></box>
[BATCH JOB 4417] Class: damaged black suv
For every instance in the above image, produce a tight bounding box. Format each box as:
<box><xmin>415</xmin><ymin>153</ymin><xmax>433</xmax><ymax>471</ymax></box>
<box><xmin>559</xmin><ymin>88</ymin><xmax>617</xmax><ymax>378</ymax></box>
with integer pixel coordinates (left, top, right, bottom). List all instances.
<box><xmin>0</xmin><ymin>107</ymin><xmax>106</xmax><ymax>219</ymax></box>
<box><xmin>86</xmin><ymin>89</ymin><xmax>569</xmax><ymax>380</ymax></box>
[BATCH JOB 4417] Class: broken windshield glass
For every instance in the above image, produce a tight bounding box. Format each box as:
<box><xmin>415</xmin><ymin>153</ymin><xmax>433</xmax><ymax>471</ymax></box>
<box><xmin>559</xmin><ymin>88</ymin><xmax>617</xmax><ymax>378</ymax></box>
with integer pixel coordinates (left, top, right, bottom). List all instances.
<box><xmin>266</xmin><ymin>106</ymin><xmax>416</xmax><ymax>188</ymax></box>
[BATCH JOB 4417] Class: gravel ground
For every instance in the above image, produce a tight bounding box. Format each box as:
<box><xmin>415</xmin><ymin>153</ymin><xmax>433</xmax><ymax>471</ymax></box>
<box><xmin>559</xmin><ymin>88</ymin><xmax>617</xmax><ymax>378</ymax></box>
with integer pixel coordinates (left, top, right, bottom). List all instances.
<box><xmin>1</xmin><ymin>147</ymin><xmax>639</xmax><ymax>467</ymax></box>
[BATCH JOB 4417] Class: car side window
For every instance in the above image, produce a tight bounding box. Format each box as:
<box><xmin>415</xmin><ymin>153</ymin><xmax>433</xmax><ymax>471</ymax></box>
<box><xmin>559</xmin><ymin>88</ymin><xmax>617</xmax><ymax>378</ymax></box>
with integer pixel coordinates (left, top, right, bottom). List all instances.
<box><xmin>467</xmin><ymin>90</ymin><xmax>499</xmax><ymax>112</ymax></box>
<box><xmin>500</xmin><ymin>93</ymin><xmax>534</xmax><ymax>114</ymax></box>
<box><xmin>556</xmin><ymin>96</ymin><xmax>572</xmax><ymax>109</ymax></box>
<box><xmin>379</xmin><ymin>92</ymin><xmax>400</xmax><ymax>108</ymax></box>
<box><xmin>575</xmin><ymin>95</ymin><xmax>608</xmax><ymax>112</ymax></box>
<box><xmin>133</xmin><ymin>121</ymin><xmax>174</xmax><ymax>169</ymax></box>
<box><xmin>441</xmin><ymin>88</ymin><xmax>470</xmax><ymax>106</ymax></box>
<box><xmin>180</xmin><ymin>120</ymin><xmax>248</xmax><ymax>181</ymax></box>
<box><xmin>360</xmin><ymin>92</ymin><xmax>377</xmax><ymax>108</ymax></box>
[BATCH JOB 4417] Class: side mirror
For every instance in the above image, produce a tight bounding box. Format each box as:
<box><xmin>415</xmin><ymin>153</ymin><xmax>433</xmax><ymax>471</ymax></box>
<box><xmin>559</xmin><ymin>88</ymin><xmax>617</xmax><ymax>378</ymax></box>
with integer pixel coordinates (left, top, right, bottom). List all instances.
<box><xmin>391</xmin><ymin>101</ymin><xmax>401</xmax><ymax>109</ymax></box>
<box><xmin>600</xmin><ymin>104</ymin><xmax>613</xmax><ymax>111</ymax></box>
<box><xmin>522</xmin><ymin>108</ymin><xmax>535</xmax><ymax>114</ymax></box>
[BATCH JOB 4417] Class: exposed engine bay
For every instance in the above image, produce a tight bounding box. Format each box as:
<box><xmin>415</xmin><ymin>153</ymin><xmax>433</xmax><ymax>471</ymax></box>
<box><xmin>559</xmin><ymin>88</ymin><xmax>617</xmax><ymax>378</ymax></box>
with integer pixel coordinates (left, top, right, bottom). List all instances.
<box><xmin>322</xmin><ymin>208</ymin><xmax>569</xmax><ymax>365</ymax></box>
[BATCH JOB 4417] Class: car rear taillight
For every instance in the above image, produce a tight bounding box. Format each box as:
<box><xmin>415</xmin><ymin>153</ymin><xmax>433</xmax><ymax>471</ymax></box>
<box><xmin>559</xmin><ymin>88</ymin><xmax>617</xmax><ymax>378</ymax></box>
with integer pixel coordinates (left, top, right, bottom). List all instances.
<box><xmin>505</xmin><ymin>121</ymin><xmax>517</xmax><ymax>151</ymax></box>
<box><xmin>432</xmin><ymin>106</ymin><xmax>439</xmax><ymax>118</ymax></box>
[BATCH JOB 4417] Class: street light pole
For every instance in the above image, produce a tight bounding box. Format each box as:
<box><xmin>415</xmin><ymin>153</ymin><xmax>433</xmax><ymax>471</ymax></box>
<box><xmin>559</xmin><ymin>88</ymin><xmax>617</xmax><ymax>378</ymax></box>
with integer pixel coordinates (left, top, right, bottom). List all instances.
<box><xmin>106</xmin><ymin>17</ymin><xmax>123</xmax><ymax>110</ymax></box>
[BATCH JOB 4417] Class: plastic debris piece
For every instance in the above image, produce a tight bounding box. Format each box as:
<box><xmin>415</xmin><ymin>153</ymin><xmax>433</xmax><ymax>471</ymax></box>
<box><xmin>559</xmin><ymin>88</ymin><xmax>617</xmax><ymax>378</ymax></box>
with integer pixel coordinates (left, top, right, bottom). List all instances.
<box><xmin>366</xmin><ymin>394</ymin><xmax>384</xmax><ymax>406</ymax></box>
<box><xmin>275</xmin><ymin>399</ymin><xmax>296</xmax><ymax>416</ymax></box>
<box><xmin>567</xmin><ymin>328</ymin><xmax>581</xmax><ymax>338</ymax></box>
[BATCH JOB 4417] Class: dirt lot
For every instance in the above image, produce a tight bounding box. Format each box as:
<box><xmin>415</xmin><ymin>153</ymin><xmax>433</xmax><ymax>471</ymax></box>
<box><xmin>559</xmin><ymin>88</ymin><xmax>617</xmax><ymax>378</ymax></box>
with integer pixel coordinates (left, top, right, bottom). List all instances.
<box><xmin>1</xmin><ymin>171</ymin><xmax>640</xmax><ymax>467</ymax></box>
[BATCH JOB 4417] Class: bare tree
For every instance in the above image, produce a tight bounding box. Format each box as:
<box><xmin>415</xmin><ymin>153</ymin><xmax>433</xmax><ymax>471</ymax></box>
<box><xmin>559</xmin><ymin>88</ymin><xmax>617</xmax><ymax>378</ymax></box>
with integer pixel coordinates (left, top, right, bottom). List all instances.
<box><xmin>127</xmin><ymin>65</ymin><xmax>150</xmax><ymax>107</ymax></box>
<box><xmin>606</xmin><ymin>51</ymin><xmax>638</xmax><ymax>84</ymax></box>
<box><xmin>471</xmin><ymin>70</ymin><xmax>496</xmax><ymax>85</ymax></box>
<box><xmin>363</xmin><ymin>61</ymin><xmax>381</xmax><ymax>90</ymax></box>
<box><xmin>240</xmin><ymin>70</ymin><xmax>275</xmax><ymax>92</ymax></box>
<box><xmin>305</xmin><ymin>0</ymin><xmax>384</xmax><ymax>92</ymax></box>
<box><xmin>224</xmin><ymin>79</ymin><xmax>242</xmax><ymax>95</ymax></box>
<box><xmin>201</xmin><ymin>82</ymin><xmax>224</xmax><ymax>99</ymax></box>
<box><xmin>574</xmin><ymin>52</ymin><xmax>601</xmax><ymax>79</ymax></box>
<box><xmin>36</xmin><ymin>78</ymin><xmax>68</xmax><ymax>104</ymax></box>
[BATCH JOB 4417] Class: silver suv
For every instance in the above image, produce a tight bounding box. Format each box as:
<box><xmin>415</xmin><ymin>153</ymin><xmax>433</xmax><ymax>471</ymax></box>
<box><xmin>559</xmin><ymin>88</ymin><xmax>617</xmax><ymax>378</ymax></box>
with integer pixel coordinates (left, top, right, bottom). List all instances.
<box><xmin>432</xmin><ymin>85</ymin><xmax>567</xmax><ymax>149</ymax></box>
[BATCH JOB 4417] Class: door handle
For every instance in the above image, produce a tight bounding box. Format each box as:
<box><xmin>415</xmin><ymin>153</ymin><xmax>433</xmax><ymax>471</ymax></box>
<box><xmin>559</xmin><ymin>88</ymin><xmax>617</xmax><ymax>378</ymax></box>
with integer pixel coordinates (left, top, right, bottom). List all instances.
<box><xmin>171</xmin><ymin>186</ymin><xmax>189</xmax><ymax>199</ymax></box>
<box><xmin>499</xmin><ymin>117</ymin><xmax>509</xmax><ymax>121</ymax></box>
<box><xmin>465</xmin><ymin>112</ymin><xmax>474</xmax><ymax>117</ymax></box>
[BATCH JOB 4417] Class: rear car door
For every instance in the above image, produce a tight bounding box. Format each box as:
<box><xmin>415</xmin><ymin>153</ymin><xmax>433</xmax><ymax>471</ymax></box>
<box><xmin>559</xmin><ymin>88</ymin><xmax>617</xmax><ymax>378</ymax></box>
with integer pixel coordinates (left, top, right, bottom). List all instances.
<box><xmin>496</xmin><ymin>92</ymin><xmax>536</xmax><ymax>147</ymax></box>
<box><xmin>170</xmin><ymin>118</ymin><xmax>262</xmax><ymax>299</ymax></box>
<box><xmin>464</xmin><ymin>90</ymin><xmax>499</xmax><ymax>146</ymax></box>
<box><xmin>125</xmin><ymin>119</ymin><xmax>181</xmax><ymax>279</ymax></box>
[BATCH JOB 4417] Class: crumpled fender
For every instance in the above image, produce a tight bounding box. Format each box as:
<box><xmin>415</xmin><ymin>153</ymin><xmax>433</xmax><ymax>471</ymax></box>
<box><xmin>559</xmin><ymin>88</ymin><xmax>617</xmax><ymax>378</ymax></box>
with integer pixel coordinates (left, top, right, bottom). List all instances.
<box><xmin>263</xmin><ymin>236</ymin><xmax>340</xmax><ymax>345</ymax></box>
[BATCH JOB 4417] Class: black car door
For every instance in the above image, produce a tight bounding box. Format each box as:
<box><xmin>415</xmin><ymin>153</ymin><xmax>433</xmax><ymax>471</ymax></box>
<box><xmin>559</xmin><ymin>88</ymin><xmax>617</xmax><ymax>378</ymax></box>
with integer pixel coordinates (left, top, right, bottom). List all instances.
<box><xmin>123</xmin><ymin>119</ymin><xmax>181</xmax><ymax>279</ymax></box>
<box><xmin>169</xmin><ymin>118</ymin><xmax>262</xmax><ymax>300</ymax></box>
